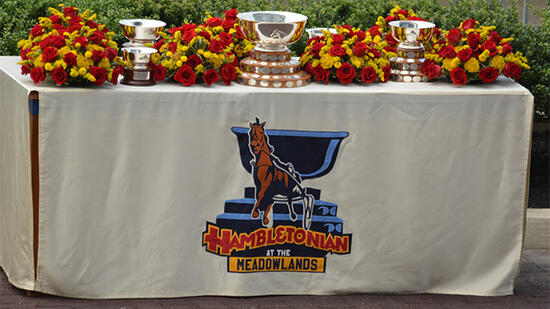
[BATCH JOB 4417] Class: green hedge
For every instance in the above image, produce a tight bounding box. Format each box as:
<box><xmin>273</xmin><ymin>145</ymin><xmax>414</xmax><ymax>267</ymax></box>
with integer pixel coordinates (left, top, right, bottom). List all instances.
<box><xmin>1</xmin><ymin>0</ymin><xmax>548</xmax><ymax>120</ymax></box>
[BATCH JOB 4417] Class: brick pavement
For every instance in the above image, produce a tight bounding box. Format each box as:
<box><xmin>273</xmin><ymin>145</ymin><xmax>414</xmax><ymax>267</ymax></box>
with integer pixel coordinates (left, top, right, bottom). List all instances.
<box><xmin>1</xmin><ymin>250</ymin><xmax>549</xmax><ymax>309</ymax></box>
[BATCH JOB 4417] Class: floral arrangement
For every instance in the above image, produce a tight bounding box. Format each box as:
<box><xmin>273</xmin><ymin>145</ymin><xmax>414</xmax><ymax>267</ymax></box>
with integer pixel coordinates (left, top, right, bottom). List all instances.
<box><xmin>425</xmin><ymin>18</ymin><xmax>530</xmax><ymax>85</ymax></box>
<box><xmin>17</xmin><ymin>5</ymin><xmax>123</xmax><ymax>86</ymax></box>
<box><xmin>299</xmin><ymin>25</ymin><xmax>395</xmax><ymax>84</ymax></box>
<box><xmin>152</xmin><ymin>9</ymin><xmax>254</xmax><ymax>86</ymax></box>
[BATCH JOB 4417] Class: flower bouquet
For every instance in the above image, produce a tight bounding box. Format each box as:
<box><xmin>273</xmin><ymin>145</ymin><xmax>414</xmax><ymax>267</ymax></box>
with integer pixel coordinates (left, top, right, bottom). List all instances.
<box><xmin>299</xmin><ymin>25</ymin><xmax>395</xmax><ymax>84</ymax></box>
<box><xmin>153</xmin><ymin>9</ymin><xmax>254</xmax><ymax>86</ymax></box>
<box><xmin>425</xmin><ymin>18</ymin><xmax>530</xmax><ymax>85</ymax></box>
<box><xmin>18</xmin><ymin>5</ymin><xmax>123</xmax><ymax>86</ymax></box>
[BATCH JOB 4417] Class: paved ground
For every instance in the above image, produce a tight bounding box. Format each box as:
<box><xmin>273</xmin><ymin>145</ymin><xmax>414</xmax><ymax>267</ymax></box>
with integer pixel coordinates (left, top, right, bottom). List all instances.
<box><xmin>1</xmin><ymin>250</ymin><xmax>548</xmax><ymax>309</ymax></box>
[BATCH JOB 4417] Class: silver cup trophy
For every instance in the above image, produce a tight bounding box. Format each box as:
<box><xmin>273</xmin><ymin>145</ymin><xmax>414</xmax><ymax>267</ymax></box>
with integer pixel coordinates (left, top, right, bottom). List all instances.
<box><xmin>388</xmin><ymin>20</ymin><xmax>435</xmax><ymax>82</ymax></box>
<box><xmin>237</xmin><ymin>11</ymin><xmax>311</xmax><ymax>88</ymax></box>
<box><xmin>119</xmin><ymin>19</ymin><xmax>166</xmax><ymax>86</ymax></box>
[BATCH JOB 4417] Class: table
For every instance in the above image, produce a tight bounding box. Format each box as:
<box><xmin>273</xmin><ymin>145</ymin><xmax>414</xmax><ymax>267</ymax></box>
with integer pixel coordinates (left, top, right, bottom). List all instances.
<box><xmin>0</xmin><ymin>56</ymin><xmax>533</xmax><ymax>298</ymax></box>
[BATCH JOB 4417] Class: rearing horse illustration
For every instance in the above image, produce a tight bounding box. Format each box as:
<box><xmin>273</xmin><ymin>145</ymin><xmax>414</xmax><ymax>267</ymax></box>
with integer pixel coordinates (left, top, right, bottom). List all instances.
<box><xmin>248</xmin><ymin>118</ymin><xmax>315</xmax><ymax>230</ymax></box>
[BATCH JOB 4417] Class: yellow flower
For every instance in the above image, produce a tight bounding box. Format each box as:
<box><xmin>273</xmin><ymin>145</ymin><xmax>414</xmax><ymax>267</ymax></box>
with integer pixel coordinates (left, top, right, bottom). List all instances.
<box><xmin>478</xmin><ymin>50</ymin><xmax>490</xmax><ymax>62</ymax></box>
<box><xmin>84</xmin><ymin>51</ymin><xmax>93</xmax><ymax>58</ymax></box>
<box><xmin>85</xmin><ymin>73</ymin><xmax>96</xmax><ymax>82</ymax></box>
<box><xmin>176</xmin><ymin>60</ymin><xmax>183</xmax><ymax>67</ymax></box>
<box><xmin>76</xmin><ymin>54</ymin><xmax>93</xmax><ymax>69</ymax></box>
<box><xmin>98</xmin><ymin>58</ymin><xmax>110</xmax><ymax>69</ymax></box>
<box><xmin>311</xmin><ymin>59</ymin><xmax>320</xmax><ymax>67</ymax></box>
<box><xmin>194</xmin><ymin>64</ymin><xmax>205</xmax><ymax>74</ymax></box>
<box><xmin>320</xmin><ymin>53</ymin><xmax>335</xmax><ymax>69</ymax></box>
<box><xmin>166</xmin><ymin>51</ymin><xmax>173</xmax><ymax>58</ymax></box>
<box><xmin>334</xmin><ymin>62</ymin><xmax>342</xmax><ymax>69</ymax></box>
<box><xmin>78</xmin><ymin>67</ymin><xmax>87</xmax><ymax>75</ymax></box>
<box><xmin>443</xmin><ymin>57</ymin><xmax>459</xmax><ymax>71</ymax></box>
<box><xmin>490</xmin><ymin>55</ymin><xmax>506</xmax><ymax>70</ymax></box>
<box><xmin>464</xmin><ymin>58</ymin><xmax>479</xmax><ymax>73</ymax></box>
<box><xmin>350</xmin><ymin>55</ymin><xmax>364</xmax><ymax>68</ymax></box>
<box><xmin>70</xmin><ymin>68</ymin><xmax>79</xmax><ymax>78</ymax></box>
<box><xmin>44</xmin><ymin>63</ymin><xmax>54</xmax><ymax>71</ymax></box>
<box><xmin>33</xmin><ymin>55</ymin><xmax>44</xmax><ymax>68</ymax></box>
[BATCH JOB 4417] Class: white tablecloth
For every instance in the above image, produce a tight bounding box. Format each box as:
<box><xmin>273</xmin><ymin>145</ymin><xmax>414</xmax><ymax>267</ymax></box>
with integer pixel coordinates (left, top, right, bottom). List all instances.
<box><xmin>0</xmin><ymin>56</ymin><xmax>533</xmax><ymax>298</ymax></box>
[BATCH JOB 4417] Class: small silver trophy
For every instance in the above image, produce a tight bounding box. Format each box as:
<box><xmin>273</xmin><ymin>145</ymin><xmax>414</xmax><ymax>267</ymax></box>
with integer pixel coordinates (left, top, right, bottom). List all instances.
<box><xmin>119</xmin><ymin>19</ymin><xmax>165</xmax><ymax>86</ymax></box>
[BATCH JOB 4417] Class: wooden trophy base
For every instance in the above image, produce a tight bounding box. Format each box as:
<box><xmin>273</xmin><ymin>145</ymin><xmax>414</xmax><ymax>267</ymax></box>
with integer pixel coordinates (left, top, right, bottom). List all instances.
<box><xmin>121</xmin><ymin>67</ymin><xmax>156</xmax><ymax>86</ymax></box>
<box><xmin>239</xmin><ymin>48</ymin><xmax>310</xmax><ymax>88</ymax></box>
<box><xmin>390</xmin><ymin>45</ymin><xmax>429</xmax><ymax>82</ymax></box>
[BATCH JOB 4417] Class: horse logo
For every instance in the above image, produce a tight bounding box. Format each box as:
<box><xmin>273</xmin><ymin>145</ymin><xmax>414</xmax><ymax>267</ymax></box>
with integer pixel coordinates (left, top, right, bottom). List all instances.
<box><xmin>248</xmin><ymin>118</ymin><xmax>315</xmax><ymax>230</ymax></box>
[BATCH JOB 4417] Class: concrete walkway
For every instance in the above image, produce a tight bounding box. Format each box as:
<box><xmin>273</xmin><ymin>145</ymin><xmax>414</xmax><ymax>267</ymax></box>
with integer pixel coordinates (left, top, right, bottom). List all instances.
<box><xmin>1</xmin><ymin>250</ymin><xmax>548</xmax><ymax>309</ymax></box>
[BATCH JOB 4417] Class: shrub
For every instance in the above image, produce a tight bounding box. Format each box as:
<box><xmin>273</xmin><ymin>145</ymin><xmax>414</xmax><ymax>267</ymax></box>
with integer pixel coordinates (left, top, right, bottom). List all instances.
<box><xmin>0</xmin><ymin>0</ymin><xmax>547</xmax><ymax>119</ymax></box>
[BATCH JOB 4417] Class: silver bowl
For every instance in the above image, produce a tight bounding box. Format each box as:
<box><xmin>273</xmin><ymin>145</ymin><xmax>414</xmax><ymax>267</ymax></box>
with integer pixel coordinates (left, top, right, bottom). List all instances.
<box><xmin>122</xmin><ymin>47</ymin><xmax>158</xmax><ymax>70</ymax></box>
<box><xmin>237</xmin><ymin>11</ymin><xmax>307</xmax><ymax>52</ymax></box>
<box><xmin>306</xmin><ymin>27</ymin><xmax>337</xmax><ymax>39</ymax></box>
<box><xmin>389</xmin><ymin>20</ymin><xmax>435</xmax><ymax>49</ymax></box>
<box><xmin>120</xmin><ymin>19</ymin><xmax>166</xmax><ymax>45</ymax></box>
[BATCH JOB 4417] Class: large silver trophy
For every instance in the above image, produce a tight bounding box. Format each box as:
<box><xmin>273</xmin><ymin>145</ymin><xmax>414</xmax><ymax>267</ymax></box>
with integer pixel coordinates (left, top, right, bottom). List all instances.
<box><xmin>389</xmin><ymin>20</ymin><xmax>435</xmax><ymax>82</ymax></box>
<box><xmin>237</xmin><ymin>11</ymin><xmax>311</xmax><ymax>88</ymax></box>
<box><xmin>119</xmin><ymin>19</ymin><xmax>165</xmax><ymax>86</ymax></box>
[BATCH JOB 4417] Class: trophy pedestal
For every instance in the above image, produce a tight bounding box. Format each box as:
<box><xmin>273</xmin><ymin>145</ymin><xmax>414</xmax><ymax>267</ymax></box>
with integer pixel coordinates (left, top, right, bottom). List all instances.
<box><xmin>390</xmin><ymin>46</ymin><xmax>430</xmax><ymax>82</ymax></box>
<box><xmin>121</xmin><ymin>67</ymin><xmax>156</xmax><ymax>86</ymax></box>
<box><xmin>239</xmin><ymin>48</ymin><xmax>311</xmax><ymax>88</ymax></box>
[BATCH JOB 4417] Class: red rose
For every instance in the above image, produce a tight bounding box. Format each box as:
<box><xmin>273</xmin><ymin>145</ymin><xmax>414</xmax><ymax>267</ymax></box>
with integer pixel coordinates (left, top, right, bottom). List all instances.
<box><xmin>63</xmin><ymin>6</ymin><xmax>78</xmax><ymax>17</ymax></box>
<box><xmin>21</xmin><ymin>64</ymin><xmax>32</xmax><ymax>75</ymax></box>
<box><xmin>89</xmin><ymin>66</ymin><xmax>107</xmax><ymax>86</ymax></box>
<box><xmin>224</xmin><ymin>9</ymin><xmax>238</xmax><ymax>20</ymax></box>
<box><xmin>503</xmin><ymin>62</ymin><xmax>522</xmax><ymax>81</ymax></box>
<box><xmin>39</xmin><ymin>36</ymin><xmax>53</xmax><ymax>50</ymax></box>
<box><xmin>382</xmin><ymin>65</ymin><xmax>391</xmax><ymax>83</ymax></box>
<box><xmin>42</xmin><ymin>46</ymin><xmax>58</xmax><ymax>63</ymax></box>
<box><xmin>457</xmin><ymin>47</ymin><xmax>472</xmax><ymax>63</ymax></box>
<box><xmin>53</xmin><ymin>24</ymin><xmax>68</xmax><ymax>34</ymax></box>
<box><xmin>310</xmin><ymin>42</ymin><xmax>324</xmax><ymax>57</ymax></box>
<box><xmin>385</xmin><ymin>16</ymin><xmax>396</xmax><ymax>23</ymax></box>
<box><xmin>152</xmin><ymin>64</ymin><xmax>166</xmax><ymax>82</ymax></box>
<box><xmin>50</xmin><ymin>67</ymin><xmax>67</xmax><ymax>85</ymax></box>
<box><xmin>336</xmin><ymin>63</ymin><xmax>356</xmax><ymax>84</ymax></box>
<box><xmin>222</xmin><ymin>19</ymin><xmax>235</xmax><ymax>31</ymax></box>
<box><xmin>368</xmin><ymin>25</ymin><xmax>381</xmax><ymax>37</ymax></box>
<box><xmin>20</xmin><ymin>48</ymin><xmax>31</xmax><ymax>60</ymax></box>
<box><xmin>462</xmin><ymin>18</ymin><xmax>477</xmax><ymax>30</ymax></box>
<box><xmin>104</xmin><ymin>47</ymin><xmax>117</xmax><ymax>61</ymax></box>
<box><xmin>384</xmin><ymin>46</ymin><xmax>397</xmax><ymax>53</ymax></box>
<box><xmin>312</xmin><ymin>65</ymin><xmax>330</xmax><ymax>84</ymax></box>
<box><xmin>360</xmin><ymin>66</ymin><xmax>377</xmax><ymax>84</ymax></box>
<box><xmin>481</xmin><ymin>40</ymin><xmax>498</xmax><ymax>56</ymax></box>
<box><xmin>432</xmin><ymin>28</ymin><xmax>442</xmax><ymax>40</ymax></box>
<box><xmin>397</xmin><ymin>9</ymin><xmax>408</xmax><ymax>16</ymax></box>
<box><xmin>174</xmin><ymin>64</ymin><xmax>196</xmax><ymax>86</ymax></box>
<box><xmin>153</xmin><ymin>39</ymin><xmax>164</xmax><ymax>51</ymax></box>
<box><xmin>351</xmin><ymin>42</ymin><xmax>368</xmax><ymax>57</ymax></box>
<box><xmin>87</xmin><ymin>20</ymin><xmax>99</xmax><ymax>30</ymax></box>
<box><xmin>63</xmin><ymin>52</ymin><xmax>77</xmax><ymax>67</ymax></box>
<box><xmin>73</xmin><ymin>36</ymin><xmax>88</xmax><ymax>48</ymax></box>
<box><xmin>500</xmin><ymin>42</ymin><xmax>513</xmax><ymax>55</ymax></box>
<box><xmin>450</xmin><ymin>67</ymin><xmax>467</xmax><ymax>85</ymax></box>
<box><xmin>51</xmin><ymin>35</ymin><xmax>66</xmax><ymax>48</ymax></box>
<box><xmin>385</xmin><ymin>32</ymin><xmax>398</xmax><ymax>46</ymax></box>
<box><xmin>478</xmin><ymin>67</ymin><xmax>499</xmax><ymax>83</ymax></box>
<box><xmin>203</xmin><ymin>69</ymin><xmax>219</xmax><ymax>86</ymax></box>
<box><xmin>110</xmin><ymin>65</ymin><xmax>124</xmax><ymax>85</ymax></box>
<box><xmin>30</xmin><ymin>67</ymin><xmax>46</xmax><ymax>84</ymax></box>
<box><xmin>68</xmin><ymin>23</ymin><xmax>83</xmax><ymax>33</ymax></box>
<box><xmin>329</xmin><ymin>44</ymin><xmax>346</xmax><ymax>57</ymax></box>
<box><xmin>446</xmin><ymin>28</ymin><xmax>461</xmax><ymax>45</ymax></box>
<box><xmin>91</xmin><ymin>49</ymin><xmax>105</xmax><ymax>62</ymax></box>
<box><xmin>169</xmin><ymin>42</ymin><xmax>177</xmax><ymax>53</ymax></box>
<box><xmin>489</xmin><ymin>31</ymin><xmax>503</xmax><ymax>43</ymax></box>
<box><xmin>49</xmin><ymin>14</ymin><xmax>61</xmax><ymax>24</ymax></box>
<box><xmin>219</xmin><ymin>63</ymin><xmax>236</xmax><ymax>85</ymax></box>
<box><xmin>187</xmin><ymin>55</ymin><xmax>203</xmax><ymax>68</ymax></box>
<box><xmin>89</xmin><ymin>32</ymin><xmax>106</xmax><ymax>45</ymax></box>
<box><xmin>355</xmin><ymin>30</ymin><xmax>366</xmax><ymax>41</ymax></box>
<box><xmin>182</xmin><ymin>30</ymin><xmax>196</xmax><ymax>44</ymax></box>
<box><xmin>332</xmin><ymin>34</ymin><xmax>344</xmax><ymax>45</ymax></box>
<box><xmin>423</xmin><ymin>60</ymin><xmax>442</xmax><ymax>79</ymax></box>
<box><xmin>467</xmin><ymin>32</ymin><xmax>481</xmax><ymax>51</ymax></box>
<box><xmin>341</xmin><ymin>25</ymin><xmax>353</xmax><ymax>37</ymax></box>
<box><xmin>207</xmin><ymin>17</ymin><xmax>223</xmax><ymax>28</ymax></box>
<box><xmin>200</xmin><ymin>30</ymin><xmax>212</xmax><ymax>41</ymax></box>
<box><xmin>219</xmin><ymin>32</ymin><xmax>233</xmax><ymax>47</ymax></box>
<box><xmin>30</xmin><ymin>24</ymin><xmax>43</xmax><ymax>37</ymax></box>
<box><xmin>438</xmin><ymin>45</ymin><xmax>456</xmax><ymax>59</ymax></box>
<box><xmin>369</xmin><ymin>48</ymin><xmax>381</xmax><ymax>58</ymax></box>
<box><xmin>209</xmin><ymin>39</ymin><xmax>224</xmax><ymax>53</ymax></box>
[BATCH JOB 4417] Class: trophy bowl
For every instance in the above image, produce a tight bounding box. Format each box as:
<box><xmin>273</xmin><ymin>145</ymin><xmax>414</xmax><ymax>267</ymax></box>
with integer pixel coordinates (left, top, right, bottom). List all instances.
<box><xmin>237</xmin><ymin>11</ymin><xmax>307</xmax><ymax>52</ymax></box>
<box><xmin>389</xmin><ymin>20</ymin><xmax>435</xmax><ymax>48</ymax></box>
<box><xmin>120</xmin><ymin>19</ymin><xmax>166</xmax><ymax>45</ymax></box>
<box><xmin>122</xmin><ymin>47</ymin><xmax>158</xmax><ymax>70</ymax></box>
<box><xmin>306</xmin><ymin>27</ymin><xmax>337</xmax><ymax>39</ymax></box>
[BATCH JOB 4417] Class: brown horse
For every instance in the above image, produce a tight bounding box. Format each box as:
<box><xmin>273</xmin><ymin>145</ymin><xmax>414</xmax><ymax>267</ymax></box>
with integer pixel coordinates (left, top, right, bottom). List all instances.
<box><xmin>248</xmin><ymin>118</ymin><xmax>314</xmax><ymax>230</ymax></box>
